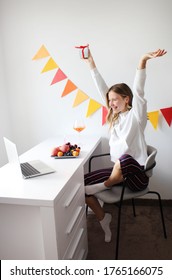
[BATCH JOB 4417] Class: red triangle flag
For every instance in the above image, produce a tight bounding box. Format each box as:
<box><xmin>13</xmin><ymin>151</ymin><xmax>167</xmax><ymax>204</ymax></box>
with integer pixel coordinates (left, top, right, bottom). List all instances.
<box><xmin>160</xmin><ymin>107</ymin><xmax>172</xmax><ymax>126</ymax></box>
<box><xmin>51</xmin><ymin>69</ymin><xmax>67</xmax><ymax>85</ymax></box>
<box><xmin>102</xmin><ymin>106</ymin><xmax>108</xmax><ymax>125</ymax></box>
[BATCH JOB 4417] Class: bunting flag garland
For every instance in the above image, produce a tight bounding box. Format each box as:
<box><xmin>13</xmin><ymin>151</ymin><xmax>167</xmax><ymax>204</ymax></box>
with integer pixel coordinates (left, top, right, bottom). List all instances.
<box><xmin>32</xmin><ymin>45</ymin><xmax>172</xmax><ymax>129</ymax></box>
<box><xmin>41</xmin><ymin>58</ymin><xmax>59</xmax><ymax>73</ymax></box>
<box><xmin>86</xmin><ymin>99</ymin><xmax>102</xmax><ymax>117</ymax></box>
<box><xmin>61</xmin><ymin>79</ymin><xmax>77</xmax><ymax>97</ymax></box>
<box><xmin>72</xmin><ymin>89</ymin><xmax>89</xmax><ymax>107</ymax></box>
<box><xmin>147</xmin><ymin>111</ymin><xmax>159</xmax><ymax>130</ymax></box>
<box><xmin>32</xmin><ymin>45</ymin><xmax>50</xmax><ymax>60</ymax></box>
<box><xmin>51</xmin><ymin>68</ymin><xmax>67</xmax><ymax>85</ymax></box>
<box><xmin>160</xmin><ymin>107</ymin><xmax>172</xmax><ymax>127</ymax></box>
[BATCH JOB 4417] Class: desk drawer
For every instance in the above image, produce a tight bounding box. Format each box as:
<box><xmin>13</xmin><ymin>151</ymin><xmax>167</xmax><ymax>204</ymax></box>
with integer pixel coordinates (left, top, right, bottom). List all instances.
<box><xmin>55</xmin><ymin>181</ymin><xmax>86</xmax><ymax>258</ymax></box>
<box><xmin>56</xmin><ymin>192</ymin><xmax>85</xmax><ymax>258</ymax></box>
<box><xmin>63</xmin><ymin>211</ymin><xmax>88</xmax><ymax>260</ymax></box>
<box><xmin>56</xmin><ymin>166</ymin><xmax>84</xmax><ymax>208</ymax></box>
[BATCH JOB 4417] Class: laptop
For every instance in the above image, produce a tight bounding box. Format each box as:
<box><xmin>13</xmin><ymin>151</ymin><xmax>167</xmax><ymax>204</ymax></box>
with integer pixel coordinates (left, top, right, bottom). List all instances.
<box><xmin>3</xmin><ymin>137</ymin><xmax>55</xmax><ymax>179</ymax></box>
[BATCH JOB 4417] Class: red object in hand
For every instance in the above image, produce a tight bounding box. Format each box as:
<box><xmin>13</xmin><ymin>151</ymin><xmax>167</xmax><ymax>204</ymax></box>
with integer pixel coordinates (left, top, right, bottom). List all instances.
<box><xmin>75</xmin><ymin>44</ymin><xmax>89</xmax><ymax>58</ymax></box>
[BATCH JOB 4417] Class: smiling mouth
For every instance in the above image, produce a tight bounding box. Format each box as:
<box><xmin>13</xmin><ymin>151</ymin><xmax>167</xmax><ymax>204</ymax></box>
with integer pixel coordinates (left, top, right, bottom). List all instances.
<box><xmin>111</xmin><ymin>106</ymin><xmax>118</xmax><ymax>110</ymax></box>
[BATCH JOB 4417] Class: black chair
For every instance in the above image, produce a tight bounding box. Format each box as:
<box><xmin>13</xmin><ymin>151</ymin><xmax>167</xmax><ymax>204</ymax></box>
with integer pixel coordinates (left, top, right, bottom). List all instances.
<box><xmin>87</xmin><ymin>145</ymin><xmax>167</xmax><ymax>259</ymax></box>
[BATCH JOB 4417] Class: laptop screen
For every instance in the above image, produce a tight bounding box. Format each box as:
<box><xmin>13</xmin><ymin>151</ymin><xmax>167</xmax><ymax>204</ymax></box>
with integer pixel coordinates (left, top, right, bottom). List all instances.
<box><xmin>3</xmin><ymin>137</ymin><xmax>23</xmax><ymax>178</ymax></box>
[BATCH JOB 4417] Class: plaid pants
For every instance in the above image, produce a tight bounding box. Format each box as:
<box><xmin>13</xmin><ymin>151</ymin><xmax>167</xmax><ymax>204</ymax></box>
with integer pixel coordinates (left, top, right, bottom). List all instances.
<box><xmin>84</xmin><ymin>154</ymin><xmax>149</xmax><ymax>192</ymax></box>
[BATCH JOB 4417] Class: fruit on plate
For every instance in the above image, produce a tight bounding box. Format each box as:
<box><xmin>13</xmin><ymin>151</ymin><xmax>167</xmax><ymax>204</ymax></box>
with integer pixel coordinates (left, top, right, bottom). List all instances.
<box><xmin>72</xmin><ymin>150</ymin><xmax>79</xmax><ymax>157</ymax></box>
<box><xmin>51</xmin><ymin>142</ymin><xmax>81</xmax><ymax>157</ymax></box>
<box><xmin>59</xmin><ymin>144</ymin><xmax>70</xmax><ymax>153</ymax></box>
<box><xmin>51</xmin><ymin>147</ymin><xmax>60</xmax><ymax>156</ymax></box>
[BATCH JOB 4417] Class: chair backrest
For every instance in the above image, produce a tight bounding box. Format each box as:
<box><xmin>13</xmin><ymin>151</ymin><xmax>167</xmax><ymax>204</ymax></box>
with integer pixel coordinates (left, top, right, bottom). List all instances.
<box><xmin>144</xmin><ymin>145</ymin><xmax>157</xmax><ymax>177</ymax></box>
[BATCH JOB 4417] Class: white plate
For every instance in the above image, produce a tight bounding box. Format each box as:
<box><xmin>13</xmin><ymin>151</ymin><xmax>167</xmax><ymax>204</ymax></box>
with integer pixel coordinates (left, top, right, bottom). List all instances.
<box><xmin>53</xmin><ymin>156</ymin><xmax>78</xmax><ymax>159</ymax></box>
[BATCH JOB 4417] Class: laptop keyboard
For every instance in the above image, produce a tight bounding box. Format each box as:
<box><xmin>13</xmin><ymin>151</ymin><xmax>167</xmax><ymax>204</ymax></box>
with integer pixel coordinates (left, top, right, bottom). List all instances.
<box><xmin>20</xmin><ymin>162</ymin><xmax>41</xmax><ymax>177</ymax></box>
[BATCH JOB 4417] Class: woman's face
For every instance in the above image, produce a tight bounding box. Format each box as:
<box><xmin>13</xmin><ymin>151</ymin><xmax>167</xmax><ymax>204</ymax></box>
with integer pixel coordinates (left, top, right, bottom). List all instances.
<box><xmin>108</xmin><ymin>90</ymin><xmax>129</xmax><ymax>114</ymax></box>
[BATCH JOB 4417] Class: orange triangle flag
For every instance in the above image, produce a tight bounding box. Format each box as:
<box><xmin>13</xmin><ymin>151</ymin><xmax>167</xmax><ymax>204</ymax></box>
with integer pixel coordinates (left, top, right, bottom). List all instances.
<box><xmin>147</xmin><ymin>111</ymin><xmax>159</xmax><ymax>129</ymax></box>
<box><xmin>41</xmin><ymin>58</ymin><xmax>59</xmax><ymax>73</ymax></box>
<box><xmin>160</xmin><ymin>107</ymin><xmax>172</xmax><ymax>126</ymax></box>
<box><xmin>102</xmin><ymin>106</ymin><xmax>108</xmax><ymax>125</ymax></box>
<box><xmin>72</xmin><ymin>89</ymin><xmax>89</xmax><ymax>107</ymax></box>
<box><xmin>32</xmin><ymin>45</ymin><xmax>50</xmax><ymax>60</ymax></box>
<box><xmin>86</xmin><ymin>99</ymin><xmax>102</xmax><ymax>117</ymax></box>
<box><xmin>51</xmin><ymin>69</ymin><xmax>67</xmax><ymax>85</ymax></box>
<box><xmin>61</xmin><ymin>79</ymin><xmax>77</xmax><ymax>97</ymax></box>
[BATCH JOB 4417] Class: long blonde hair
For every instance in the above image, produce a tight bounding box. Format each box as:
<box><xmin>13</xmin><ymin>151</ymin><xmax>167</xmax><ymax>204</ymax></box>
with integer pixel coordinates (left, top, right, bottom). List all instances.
<box><xmin>106</xmin><ymin>83</ymin><xmax>133</xmax><ymax>128</ymax></box>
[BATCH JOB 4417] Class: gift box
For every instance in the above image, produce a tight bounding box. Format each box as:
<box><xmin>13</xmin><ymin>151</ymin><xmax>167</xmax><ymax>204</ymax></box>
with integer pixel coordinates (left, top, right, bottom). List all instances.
<box><xmin>75</xmin><ymin>44</ymin><xmax>89</xmax><ymax>59</ymax></box>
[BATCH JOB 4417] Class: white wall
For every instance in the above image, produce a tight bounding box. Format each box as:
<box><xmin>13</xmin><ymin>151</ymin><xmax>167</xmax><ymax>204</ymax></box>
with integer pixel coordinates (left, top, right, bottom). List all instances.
<box><xmin>0</xmin><ymin>0</ymin><xmax>172</xmax><ymax>198</ymax></box>
<box><xmin>0</xmin><ymin>33</ymin><xmax>12</xmax><ymax>164</ymax></box>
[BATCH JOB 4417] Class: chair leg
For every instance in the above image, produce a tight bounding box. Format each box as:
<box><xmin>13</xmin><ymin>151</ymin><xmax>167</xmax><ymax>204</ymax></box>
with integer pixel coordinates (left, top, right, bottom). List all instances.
<box><xmin>148</xmin><ymin>191</ymin><xmax>167</xmax><ymax>238</ymax></box>
<box><xmin>132</xmin><ymin>198</ymin><xmax>136</xmax><ymax>217</ymax></box>
<box><xmin>86</xmin><ymin>204</ymin><xmax>89</xmax><ymax>216</ymax></box>
<box><xmin>115</xmin><ymin>181</ymin><xmax>126</xmax><ymax>259</ymax></box>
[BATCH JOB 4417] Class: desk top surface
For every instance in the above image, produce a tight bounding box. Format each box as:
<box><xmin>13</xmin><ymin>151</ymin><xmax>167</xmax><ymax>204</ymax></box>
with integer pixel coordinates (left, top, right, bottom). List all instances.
<box><xmin>0</xmin><ymin>135</ymin><xmax>101</xmax><ymax>207</ymax></box>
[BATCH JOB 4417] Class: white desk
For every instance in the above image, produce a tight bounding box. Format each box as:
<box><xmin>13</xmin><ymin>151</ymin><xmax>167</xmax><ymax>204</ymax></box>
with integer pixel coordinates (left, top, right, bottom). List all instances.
<box><xmin>0</xmin><ymin>136</ymin><xmax>101</xmax><ymax>260</ymax></box>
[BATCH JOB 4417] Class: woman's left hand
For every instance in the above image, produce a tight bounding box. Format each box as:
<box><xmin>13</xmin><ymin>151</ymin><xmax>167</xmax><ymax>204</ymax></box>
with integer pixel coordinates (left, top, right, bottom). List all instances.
<box><xmin>138</xmin><ymin>49</ymin><xmax>167</xmax><ymax>69</ymax></box>
<box><xmin>142</xmin><ymin>49</ymin><xmax>167</xmax><ymax>61</ymax></box>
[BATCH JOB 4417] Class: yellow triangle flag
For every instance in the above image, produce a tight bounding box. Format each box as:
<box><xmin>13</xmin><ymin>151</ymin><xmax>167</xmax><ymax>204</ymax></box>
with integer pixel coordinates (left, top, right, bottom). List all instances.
<box><xmin>147</xmin><ymin>111</ymin><xmax>159</xmax><ymax>129</ymax></box>
<box><xmin>41</xmin><ymin>58</ymin><xmax>59</xmax><ymax>73</ymax></box>
<box><xmin>86</xmin><ymin>99</ymin><xmax>102</xmax><ymax>117</ymax></box>
<box><xmin>32</xmin><ymin>45</ymin><xmax>50</xmax><ymax>60</ymax></box>
<box><xmin>73</xmin><ymin>89</ymin><xmax>89</xmax><ymax>107</ymax></box>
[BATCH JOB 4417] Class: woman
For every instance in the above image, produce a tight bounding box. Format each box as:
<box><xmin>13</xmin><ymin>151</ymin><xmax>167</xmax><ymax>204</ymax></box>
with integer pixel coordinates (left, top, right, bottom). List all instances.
<box><xmin>83</xmin><ymin>48</ymin><xmax>167</xmax><ymax>242</ymax></box>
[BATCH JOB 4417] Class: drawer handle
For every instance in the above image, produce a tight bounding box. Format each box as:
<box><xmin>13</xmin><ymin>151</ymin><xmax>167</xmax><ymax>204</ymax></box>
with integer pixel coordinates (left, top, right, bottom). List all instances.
<box><xmin>78</xmin><ymin>248</ymin><xmax>86</xmax><ymax>260</ymax></box>
<box><xmin>68</xmin><ymin>228</ymin><xmax>84</xmax><ymax>260</ymax></box>
<box><xmin>66</xmin><ymin>206</ymin><xmax>83</xmax><ymax>234</ymax></box>
<box><xmin>64</xmin><ymin>183</ymin><xmax>82</xmax><ymax>208</ymax></box>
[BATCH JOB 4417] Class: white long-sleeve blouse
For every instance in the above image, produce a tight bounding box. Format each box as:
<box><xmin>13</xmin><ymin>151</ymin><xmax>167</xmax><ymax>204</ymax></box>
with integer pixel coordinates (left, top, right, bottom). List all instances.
<box><xmin>90</xmin><ymin>68</ymin><xmax>148</xmax><ymax>165</ymax></box>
